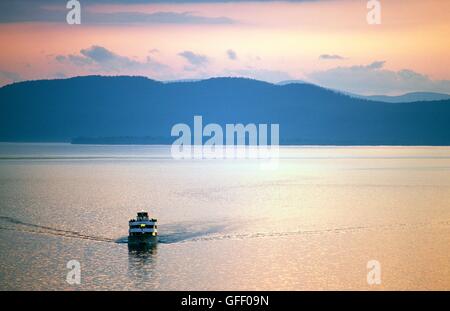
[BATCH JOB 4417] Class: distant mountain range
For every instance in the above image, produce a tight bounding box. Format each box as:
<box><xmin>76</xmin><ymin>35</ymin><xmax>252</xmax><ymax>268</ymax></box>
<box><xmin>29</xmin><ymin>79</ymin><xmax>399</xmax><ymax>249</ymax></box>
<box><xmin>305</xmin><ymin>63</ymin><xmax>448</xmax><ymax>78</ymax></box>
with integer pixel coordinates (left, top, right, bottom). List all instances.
<box><xmin>361</xmin><ymin>92</ymin><xmax>450</xmax><ymax>103</ymax></box>
<box><xmin>276</xmin><ymin>80</ymin><xmax>450</xmax><ymax>103</ymax></box>
<box><xmin>1</xmin><ymin>76</ymin><xmax>449</xmax><ymax>145</ymax></box>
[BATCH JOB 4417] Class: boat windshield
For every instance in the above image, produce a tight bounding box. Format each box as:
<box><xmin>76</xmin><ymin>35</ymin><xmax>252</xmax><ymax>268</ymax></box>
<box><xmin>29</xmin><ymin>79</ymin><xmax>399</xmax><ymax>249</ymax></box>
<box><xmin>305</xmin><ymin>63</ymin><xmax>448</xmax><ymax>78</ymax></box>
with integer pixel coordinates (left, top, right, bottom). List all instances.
<box><xmin>136</xmin><ymin>212</ymin><xmax>149</xmax><ymax>220</ymax></box>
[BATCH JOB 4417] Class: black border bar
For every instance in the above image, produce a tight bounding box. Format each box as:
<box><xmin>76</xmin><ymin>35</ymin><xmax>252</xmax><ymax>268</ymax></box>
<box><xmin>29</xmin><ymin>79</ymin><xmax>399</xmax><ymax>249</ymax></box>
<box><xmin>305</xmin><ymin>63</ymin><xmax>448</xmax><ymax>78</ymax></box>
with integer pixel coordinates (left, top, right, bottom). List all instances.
<box><xmin>1</xmin><ymin>291</ymin><xmax>449</xmax><ymax>309</ymax></box>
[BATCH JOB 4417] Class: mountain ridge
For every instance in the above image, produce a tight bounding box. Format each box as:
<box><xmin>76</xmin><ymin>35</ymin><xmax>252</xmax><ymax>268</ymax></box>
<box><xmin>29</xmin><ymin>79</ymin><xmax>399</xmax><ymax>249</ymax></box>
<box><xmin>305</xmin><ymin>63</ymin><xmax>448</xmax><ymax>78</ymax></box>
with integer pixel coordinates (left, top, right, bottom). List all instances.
<box><xmin>1</xmin><ymin>75</ymin><xmax>450</xmax><ymax>145</ymax></box>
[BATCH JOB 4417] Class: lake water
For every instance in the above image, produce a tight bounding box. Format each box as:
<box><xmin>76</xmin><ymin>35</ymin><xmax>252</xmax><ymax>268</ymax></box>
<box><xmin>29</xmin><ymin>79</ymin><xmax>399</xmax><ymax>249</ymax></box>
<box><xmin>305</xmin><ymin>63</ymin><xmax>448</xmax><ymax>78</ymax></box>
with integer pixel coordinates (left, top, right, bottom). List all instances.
<box><xmin>0</xmin><ymin>143</ymin><xmax>449</xmax><ymax>290</ymax></box>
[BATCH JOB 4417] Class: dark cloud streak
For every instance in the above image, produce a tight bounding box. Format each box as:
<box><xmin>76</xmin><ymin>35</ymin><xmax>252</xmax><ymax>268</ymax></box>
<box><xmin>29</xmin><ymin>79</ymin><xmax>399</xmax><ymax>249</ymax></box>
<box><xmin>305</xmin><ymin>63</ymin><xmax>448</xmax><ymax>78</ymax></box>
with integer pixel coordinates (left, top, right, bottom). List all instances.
<box><xmin>178</xmin><ymin>51</ymin><xmax>209</xmax><ymax>66</ymax></box>
<box><xmin>227</xmin><ymin>49</ymin><xmax>238</xmax><ymax>60</ymax></box>
<box><xmin>319</xmin><ymin>54</ymin><xmax>346</xmax><ymax>60</ymax></box>
<box><xmin>0</xmin><ymin>0</ymin><xmax>237</xmax><ymax>24</ymax></box>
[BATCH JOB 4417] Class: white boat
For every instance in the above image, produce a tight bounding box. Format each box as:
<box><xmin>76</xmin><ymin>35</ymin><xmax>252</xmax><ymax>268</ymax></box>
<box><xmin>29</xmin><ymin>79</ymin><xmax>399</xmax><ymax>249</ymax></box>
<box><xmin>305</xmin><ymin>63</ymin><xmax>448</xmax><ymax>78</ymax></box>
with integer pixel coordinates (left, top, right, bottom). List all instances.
<box><xmin>128</xmin><ymin>212</ymin><xmax>158</xmax><ymax>245</ymax></box>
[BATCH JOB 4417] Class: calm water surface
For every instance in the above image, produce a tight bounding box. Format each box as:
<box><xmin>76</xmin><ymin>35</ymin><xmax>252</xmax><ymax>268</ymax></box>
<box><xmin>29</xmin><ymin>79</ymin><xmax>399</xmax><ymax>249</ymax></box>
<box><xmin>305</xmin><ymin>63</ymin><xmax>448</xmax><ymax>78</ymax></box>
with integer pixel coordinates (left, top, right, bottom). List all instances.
<box><xmin>0</xmin><ymin>143</ymin><xmax>449</xmax><ymax>290</ymax></box>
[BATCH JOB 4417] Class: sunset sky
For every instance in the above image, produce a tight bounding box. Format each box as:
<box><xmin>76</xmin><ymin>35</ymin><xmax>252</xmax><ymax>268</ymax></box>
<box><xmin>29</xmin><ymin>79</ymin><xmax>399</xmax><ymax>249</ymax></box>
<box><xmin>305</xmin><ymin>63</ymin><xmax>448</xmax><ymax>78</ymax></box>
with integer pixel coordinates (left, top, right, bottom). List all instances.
<box><xmin>0</xmin><ymin>0</ymin><xmax>449</xmax><ymax>95</ymax></box>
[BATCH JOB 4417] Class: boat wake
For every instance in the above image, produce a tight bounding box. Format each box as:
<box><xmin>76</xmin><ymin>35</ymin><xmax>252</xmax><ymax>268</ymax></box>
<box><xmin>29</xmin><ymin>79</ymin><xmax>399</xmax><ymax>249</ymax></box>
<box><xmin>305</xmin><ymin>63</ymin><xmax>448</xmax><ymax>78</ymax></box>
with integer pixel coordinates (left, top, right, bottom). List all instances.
<box><xmin>115</xmin><ymin>221</ymin><xmax>228</xmax><ymax>244</ymax></box>
<box><xmin>0</xmin><ymin>216</ymin><xmax>115</xmax><ymax>243</ymax></box>
<box><xmin>0</xmin><ymin>216</ymin><xmax>230</xmax><ymax>245</ymax></box>
<box><xmin>184</xmin><ymin>219</ymin><xmax>450</xmax><ymax>243</ymax></box>
<box><xmin>158</xmin><ymin>222</ymin><xmax>229</xmax><ymax>244</ymax></box>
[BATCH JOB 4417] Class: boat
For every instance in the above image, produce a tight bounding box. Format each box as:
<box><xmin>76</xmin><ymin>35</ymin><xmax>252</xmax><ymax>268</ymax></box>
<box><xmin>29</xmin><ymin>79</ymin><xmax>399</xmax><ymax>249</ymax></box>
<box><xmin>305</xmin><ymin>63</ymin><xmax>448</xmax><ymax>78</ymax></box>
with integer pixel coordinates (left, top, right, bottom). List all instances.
<box><xmin>128</xmin><ymin>211</ymin><xmax>158</xmax><ymax>245</ymax></box>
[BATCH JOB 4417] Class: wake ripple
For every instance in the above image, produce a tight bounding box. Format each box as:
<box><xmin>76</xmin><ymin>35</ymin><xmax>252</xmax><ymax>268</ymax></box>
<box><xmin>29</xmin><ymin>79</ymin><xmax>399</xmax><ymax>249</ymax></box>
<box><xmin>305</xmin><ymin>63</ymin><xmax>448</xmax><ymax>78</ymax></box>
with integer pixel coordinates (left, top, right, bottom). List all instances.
<box><xmin>185</xmin><ymin>220</ymin><xmax>450</xmax><ymax>243</ymax></box>
<box><xmin>0</xmin><ymin>216</ymin><xmax>114</xmax><ymax>243</ymax></box>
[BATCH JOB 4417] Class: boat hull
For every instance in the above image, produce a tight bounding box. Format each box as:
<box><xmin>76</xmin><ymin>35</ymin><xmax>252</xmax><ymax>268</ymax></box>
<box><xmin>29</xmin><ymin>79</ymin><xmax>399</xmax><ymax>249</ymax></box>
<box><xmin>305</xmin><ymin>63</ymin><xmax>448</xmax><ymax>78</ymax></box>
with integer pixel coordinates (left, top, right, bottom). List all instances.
<box><xmin>128</xmin><ymin>235</ymin><xmax>158</xmax><ymax>245</ymax></box>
